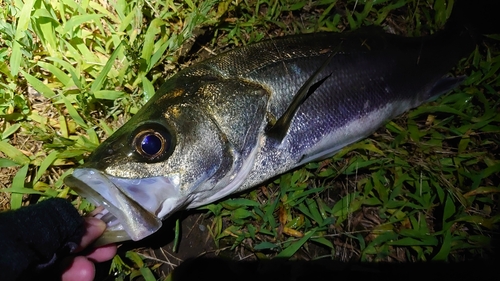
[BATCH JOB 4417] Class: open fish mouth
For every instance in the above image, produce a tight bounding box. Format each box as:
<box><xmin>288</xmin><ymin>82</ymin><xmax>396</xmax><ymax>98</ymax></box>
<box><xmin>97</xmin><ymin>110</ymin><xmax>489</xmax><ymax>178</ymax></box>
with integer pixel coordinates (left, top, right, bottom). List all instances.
<box><xmin>64</xmin><ymin>169</ymin><xmax>164</xmax><ymax>246</ymax></box>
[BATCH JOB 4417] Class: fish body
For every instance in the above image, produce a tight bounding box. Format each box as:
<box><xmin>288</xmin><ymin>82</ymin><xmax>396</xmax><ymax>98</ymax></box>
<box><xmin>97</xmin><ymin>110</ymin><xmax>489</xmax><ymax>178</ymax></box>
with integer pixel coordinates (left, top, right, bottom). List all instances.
<box><xmin>65</xmin><ymin>20</ymin><xmax>478</xmax><ymax>244</ymax></box>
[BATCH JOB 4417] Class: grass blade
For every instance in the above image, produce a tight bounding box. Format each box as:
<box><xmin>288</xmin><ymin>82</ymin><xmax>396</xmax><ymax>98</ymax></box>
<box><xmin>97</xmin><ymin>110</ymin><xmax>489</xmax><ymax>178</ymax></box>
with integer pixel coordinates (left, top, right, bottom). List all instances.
<box><xmin>142</xmin><ymin>18</ymin><xmax>164</xmax><ymax>71</ymax></box>
<box><xmin>61</xmin><ymin>96</ymin><xmax>88</xmax><ymax>129</ymax></box>
<box><xmin>33</xmin><ymin>151</ymin><xmax>59</xmax><ymax>184</ymax></box>
<box><xmin>141</xmin><ymin>76</ymin><xmax>155</xmax><ymax>101</ymax></box>
<box><xmin>90</xmin><ymin>42</ymin><xmax>124</xmax><ymax>93</ymax></box>
<box><xmin>21</xmin><ymin>70</ymin><xmax>56</xmax><ymax>98</ymax></box>
<box><xmin>1</xmin><ymin>124</ymin><xmax>21</xmax><ymax>140</ymax></box>
<box><xmin>10</xmin><ymin>164</ymin><xmax>30</xmax><ymax>209</ymax></box>
<box><xmin>62</xmin><ymin>14</ymin><xmax>104</xmax><ymax>34</ymax></box>
<box><xmin>0</xmin><ymin>141</ymin><xmax>30</xmax><ymax>165</ymax></box>
<box><xmin>14</xmin><ymin>0</ymin><xmax>35</xmax><ymax>40</ymax></box>
<box><xmin>10</xmin><ymin>41</ymin><xmax>23</xmax><ymax>77</ymax></box>
<box><xmin>10</xmin><ymin>0</ymin><xmax>35</xmax><ymax>76</ymax></box>
<box><xmin>0</xmin><ymin>158</ymin><xmax>20</xmax><ymax>168</ymax></box>
<box><xmin>37</xmin><ymin>61</ymin><xmax>72</xmax><ymax>86</ymax></box>
<box><xmin>93</xmin><ymin>90</ymin><xmax>126</xmax><ymax>100</ymax></box>
<box><xmin>275</xmin><ymin>228</ymin><xmax>316</xmax><ymax>258</ymax></box>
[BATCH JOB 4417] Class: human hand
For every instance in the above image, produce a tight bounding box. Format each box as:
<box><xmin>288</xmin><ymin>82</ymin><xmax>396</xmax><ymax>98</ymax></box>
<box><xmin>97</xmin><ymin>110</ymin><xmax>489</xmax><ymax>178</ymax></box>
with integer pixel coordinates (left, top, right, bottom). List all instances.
<box><xmin>61</xmin><ymin>217</ymin><xmax>117</xmax><ymax>281</ymax></box>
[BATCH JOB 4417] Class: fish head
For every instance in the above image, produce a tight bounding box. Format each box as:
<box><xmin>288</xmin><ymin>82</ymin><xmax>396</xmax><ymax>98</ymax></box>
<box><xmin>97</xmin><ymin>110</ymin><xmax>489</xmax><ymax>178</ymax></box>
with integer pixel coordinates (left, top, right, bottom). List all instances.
<box><xmin>64</xmin><ymin>81</ymin><xmax>242</xmax><ymax>245</ymax></box>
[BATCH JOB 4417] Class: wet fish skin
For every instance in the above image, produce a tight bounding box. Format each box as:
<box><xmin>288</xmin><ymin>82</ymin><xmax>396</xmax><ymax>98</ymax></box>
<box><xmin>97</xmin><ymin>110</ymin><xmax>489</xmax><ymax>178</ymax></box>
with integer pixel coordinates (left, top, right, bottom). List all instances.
<box><xmin>64</xmin><ymin>23</ymin><xmax>476</xmax><ymax>245</ymax></box>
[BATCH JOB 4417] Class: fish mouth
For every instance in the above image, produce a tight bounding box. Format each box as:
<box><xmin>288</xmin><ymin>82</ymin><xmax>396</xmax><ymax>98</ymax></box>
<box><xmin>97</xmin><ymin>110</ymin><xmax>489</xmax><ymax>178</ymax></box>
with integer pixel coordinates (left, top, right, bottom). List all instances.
<box><xmin>64</xmin><ymin>168</ymin><xmax>166</xmax><ymax>246</ymax></box>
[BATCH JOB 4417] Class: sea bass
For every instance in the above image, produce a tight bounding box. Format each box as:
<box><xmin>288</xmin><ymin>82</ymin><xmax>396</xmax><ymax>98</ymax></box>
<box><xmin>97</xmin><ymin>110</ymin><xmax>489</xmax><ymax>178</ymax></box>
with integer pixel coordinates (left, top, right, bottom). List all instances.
<box><xmin>64</xmin><ymin>6</ymin><xmax>482</xmax><ymax>245</ymax></box>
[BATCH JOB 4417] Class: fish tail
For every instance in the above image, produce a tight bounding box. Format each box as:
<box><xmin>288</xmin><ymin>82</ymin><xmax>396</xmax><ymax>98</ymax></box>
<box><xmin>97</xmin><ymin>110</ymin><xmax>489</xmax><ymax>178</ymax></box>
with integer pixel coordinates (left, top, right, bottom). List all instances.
<box><xmin>415</xmin><ymin>0</ymin><xmax>498</xmax><ymax>103</ymax></box>
<box><xmin>446</xmin><ymin>0</ymin><xmax>500</xmax><ymax>38</ymax></box>
<box><xmin>424</xmin><ymin>0</ymin><xmax>498</xmax><ymax>76</ymax></box>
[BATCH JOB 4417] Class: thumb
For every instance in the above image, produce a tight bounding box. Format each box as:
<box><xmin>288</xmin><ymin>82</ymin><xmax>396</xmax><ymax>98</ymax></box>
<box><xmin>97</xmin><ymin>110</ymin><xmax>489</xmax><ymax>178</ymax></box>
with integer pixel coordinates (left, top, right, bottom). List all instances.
<box><xmin>76</xmin><ymin>217</ymin><xmax>107</xmax><ymax>251</ymax></box>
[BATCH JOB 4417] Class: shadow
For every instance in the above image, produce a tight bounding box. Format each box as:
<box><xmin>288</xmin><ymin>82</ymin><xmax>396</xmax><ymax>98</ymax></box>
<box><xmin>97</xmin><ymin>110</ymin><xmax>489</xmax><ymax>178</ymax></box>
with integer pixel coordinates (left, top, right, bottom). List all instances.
<box><xmin>171</xmin><ymin>257</ymin><xmax>499</xmax><ymax>281</ymax></box>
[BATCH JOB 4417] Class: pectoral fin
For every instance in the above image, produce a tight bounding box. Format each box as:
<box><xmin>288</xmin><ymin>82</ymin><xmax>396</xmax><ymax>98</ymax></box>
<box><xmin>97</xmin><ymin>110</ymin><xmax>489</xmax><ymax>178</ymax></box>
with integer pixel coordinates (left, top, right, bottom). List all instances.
<box><xmin>266</xmin><ymin>51</ymin><xmax>336</xmax><ymax>141</ymax></box>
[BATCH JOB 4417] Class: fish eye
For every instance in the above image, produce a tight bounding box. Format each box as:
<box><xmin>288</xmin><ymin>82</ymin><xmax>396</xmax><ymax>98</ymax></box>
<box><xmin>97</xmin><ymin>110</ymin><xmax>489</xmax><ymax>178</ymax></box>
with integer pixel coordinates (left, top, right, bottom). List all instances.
<box><xmin>137</xmin><ymin>131</ymin><xmax>164</xmax><ymax>156</ymax></box>
<box><xmin>132</xmin><ymin>124</ymin><xmax>175</xmax><ymax>162</ymax></box>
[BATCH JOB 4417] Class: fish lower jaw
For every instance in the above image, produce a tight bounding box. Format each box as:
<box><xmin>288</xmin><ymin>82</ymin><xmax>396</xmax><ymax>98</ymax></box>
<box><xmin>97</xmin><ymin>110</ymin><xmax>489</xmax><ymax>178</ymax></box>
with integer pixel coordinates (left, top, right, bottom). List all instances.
<box><xmin>65</xmin><ymin>170</ymin><xmax>163</xmax><ymax>244</ymax></box>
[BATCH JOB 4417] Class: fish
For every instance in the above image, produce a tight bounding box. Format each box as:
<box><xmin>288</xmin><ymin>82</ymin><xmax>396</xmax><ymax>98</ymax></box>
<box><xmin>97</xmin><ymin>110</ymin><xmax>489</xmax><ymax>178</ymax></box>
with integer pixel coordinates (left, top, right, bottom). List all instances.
<box><xmin>64</xmin><ymin>2</ymin><xmax>489</xmax><ymax>246</ymax></box>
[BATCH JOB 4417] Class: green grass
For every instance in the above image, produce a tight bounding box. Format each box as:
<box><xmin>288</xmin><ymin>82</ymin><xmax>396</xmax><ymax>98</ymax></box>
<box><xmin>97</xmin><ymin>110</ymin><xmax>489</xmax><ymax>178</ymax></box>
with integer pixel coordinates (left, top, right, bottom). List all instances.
<box><xmin>1</xmin><ymin>0</ymin><xmax>499</xmax><ymax>279</ymax></box>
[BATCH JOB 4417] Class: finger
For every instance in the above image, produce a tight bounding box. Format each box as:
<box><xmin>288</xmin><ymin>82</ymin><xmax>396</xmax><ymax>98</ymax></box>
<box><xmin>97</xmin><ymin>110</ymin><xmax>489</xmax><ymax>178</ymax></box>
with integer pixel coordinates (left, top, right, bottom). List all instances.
<box><xmin>86</xmin><ymin>243</ymin><xmax>118</xmax><ymax>263</ymax></box>
<box><xmin>61</xmin><ymin>256</ymin><xmax>95</xmax><ymax>281</ymax></box>
<box><xmin>77</xmin><ymin>217</ymin><xmax>107</xmax><ymax>251</ymax></box>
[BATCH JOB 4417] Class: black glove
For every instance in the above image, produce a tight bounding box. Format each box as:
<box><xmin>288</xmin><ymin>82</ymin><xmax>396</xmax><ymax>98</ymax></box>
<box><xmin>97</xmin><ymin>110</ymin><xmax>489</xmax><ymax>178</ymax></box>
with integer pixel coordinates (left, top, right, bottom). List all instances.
<box><xmin>0</xmin><ymin>198</ymin><xmax>85</xmax><ymax>281</ymax></box>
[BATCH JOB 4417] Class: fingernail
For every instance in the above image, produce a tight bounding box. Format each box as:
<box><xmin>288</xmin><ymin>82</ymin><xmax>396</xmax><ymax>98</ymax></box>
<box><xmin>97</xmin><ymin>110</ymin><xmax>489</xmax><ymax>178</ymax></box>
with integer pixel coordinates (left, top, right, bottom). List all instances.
<box><xmin>85</xmin><ymin>217</ymin><xmax>106</xmax><ymax>231</ymax></box>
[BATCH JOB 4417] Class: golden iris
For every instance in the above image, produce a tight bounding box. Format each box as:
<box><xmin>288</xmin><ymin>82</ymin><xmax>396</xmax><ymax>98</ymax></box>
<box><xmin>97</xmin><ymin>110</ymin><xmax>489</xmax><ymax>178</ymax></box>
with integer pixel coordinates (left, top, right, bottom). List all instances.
<box><xmin>134</xmin><ymin>130</ymin><xmax>167</xmax><ymax>159</ymax></box>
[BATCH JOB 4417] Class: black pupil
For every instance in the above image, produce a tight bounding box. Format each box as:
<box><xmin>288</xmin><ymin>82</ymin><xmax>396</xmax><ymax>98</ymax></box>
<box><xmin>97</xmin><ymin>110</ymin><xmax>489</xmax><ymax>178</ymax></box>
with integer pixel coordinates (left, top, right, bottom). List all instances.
<box><xmin>141</xmin><ymin>134</ymin><xmax>162</xmax><ymax>156</ymax></box>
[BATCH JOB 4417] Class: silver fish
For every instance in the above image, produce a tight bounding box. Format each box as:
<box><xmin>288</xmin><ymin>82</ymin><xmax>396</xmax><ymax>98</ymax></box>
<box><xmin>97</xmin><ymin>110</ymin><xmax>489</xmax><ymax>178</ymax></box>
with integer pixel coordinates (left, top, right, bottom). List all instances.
<box><xmin>65</xmin><ymin>21</ymin><xmax>478</xmax><ymax>245</ymax></box>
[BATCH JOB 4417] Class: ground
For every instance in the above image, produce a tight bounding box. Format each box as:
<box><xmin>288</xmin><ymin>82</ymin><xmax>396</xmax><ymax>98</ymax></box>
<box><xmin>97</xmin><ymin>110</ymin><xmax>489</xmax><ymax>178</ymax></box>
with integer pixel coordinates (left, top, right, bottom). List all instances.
<box><xmin>0</xmin><ymin>1</ymin><xmax>499</xmax><ymax>280</ymax></box>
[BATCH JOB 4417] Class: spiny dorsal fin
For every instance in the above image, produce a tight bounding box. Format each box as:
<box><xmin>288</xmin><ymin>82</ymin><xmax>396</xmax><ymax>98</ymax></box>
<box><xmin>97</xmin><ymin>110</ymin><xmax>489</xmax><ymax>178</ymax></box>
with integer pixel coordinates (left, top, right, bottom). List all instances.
<box><xmin>265</xmin><ymin>49</ymin><xmax>337</xmax><ymax>141</ymax></box>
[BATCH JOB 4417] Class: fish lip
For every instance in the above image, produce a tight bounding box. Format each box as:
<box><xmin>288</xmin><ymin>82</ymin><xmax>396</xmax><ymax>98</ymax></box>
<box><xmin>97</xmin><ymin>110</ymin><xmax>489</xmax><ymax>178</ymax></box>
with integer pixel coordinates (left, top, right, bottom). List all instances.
<box><xmin>64</xmin><ymin>169</ymin><xmax>163</xmax><ymax>245</ymax></box>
